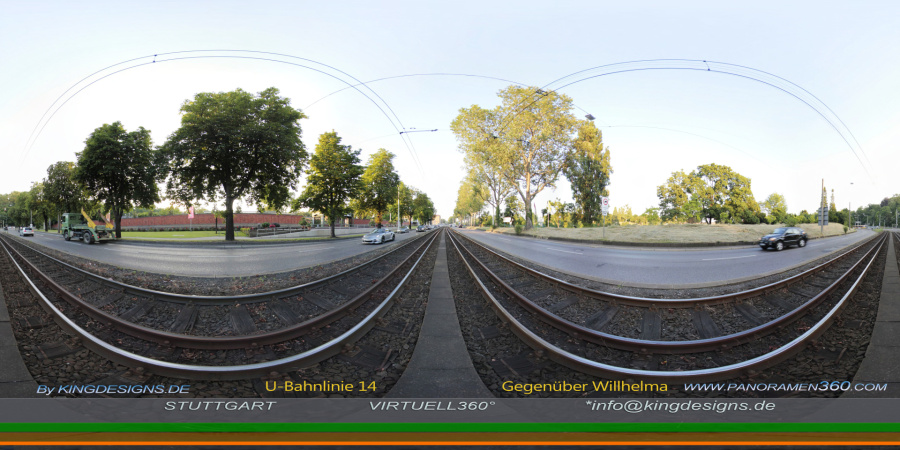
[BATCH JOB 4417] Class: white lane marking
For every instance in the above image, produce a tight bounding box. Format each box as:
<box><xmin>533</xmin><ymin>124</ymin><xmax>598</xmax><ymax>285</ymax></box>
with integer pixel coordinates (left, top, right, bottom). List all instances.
<box><xmin>297</xmin><ymin>246</ymin><xmax>334</xmax><ymax>253</ymax></box>
<box><xmin>545</xmin><ymin>247</ymin><xmax>582</xmax><ymax>254</ymax></box>
<box><xmin>701</xmin><ymin>255</ymin><xmax>757</xmax><ymax>261</ymax></box>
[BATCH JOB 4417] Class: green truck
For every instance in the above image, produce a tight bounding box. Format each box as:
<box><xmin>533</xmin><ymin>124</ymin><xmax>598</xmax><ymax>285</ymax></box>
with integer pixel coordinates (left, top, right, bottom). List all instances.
<box><xmin>61</xmin><ymin>211</ymin><xmax>115</xmax><ymax>244</ymax></box>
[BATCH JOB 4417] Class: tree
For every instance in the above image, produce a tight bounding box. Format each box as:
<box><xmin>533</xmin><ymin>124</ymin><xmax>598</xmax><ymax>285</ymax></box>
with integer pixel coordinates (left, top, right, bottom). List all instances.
<box><xmin>398</xmin><ymin>183</ymin><xmax>416</xmax><ymax>226</ymax></box>
<box><xmin>762</xmin><ymin>193</ymin><xmax>788</xmax><ymax>223</ymax></box>
<box><xmin>452</xmin><ymin>86</ymin><xmax>579</xmax><ymax>230</ymax></box>
<box><xmin>657</xmin><ymin>164</ymin><xmax>759</xmax><ymax>224</ymax></box>
<box><xmin>161</xmin><ymin>87</ymin><xmax>307</xmax><ymax>240</ymax></box>
<box><xmin>642</xmin><ymin>207</ymin><xmax>661</xmax><ymax>225</ymax></box>
<box><xmin>565</xmin><ymin>121</ymin><xmax>612</xmax><ymax>225</ymax></box>
<box><xmin>503</xmin><ymin>195</ymin><xmax>524</xmax><ymax>225</ymax></box>
<box><xmin>26</xmin><ymin>182</ymin><xmax>53</xmax><ymax>230</ymax></box>
<box><xmin>43</xmin><ymin>161</ymin><xmax>85</xmax><ymax>230</ymax></box>
<box><xmin>657</xmin><ymin>170</ymin><xmax>693</xmax><ymax>223</ymax></box>
<box><xmin>293</xmin><ymin>132</ymin><xmax>363</xmax><ymax>238</ymax></box>
<box><xmin>356</xmin><ymin>149</ymin><xmax>399</xmax><ymax>226</ymax></box>
<box><xmin>75</xmin><ymin>121</ymin><xmax>160</xmax><ymax>238</ymax></box>
<box><xmin>413</xmin><ymin>192</ymin><xmax>436</xmax><ymax>225</ymax></box>
<box><xmin>453</xmin><ymin>174</ymin><xmax>486</xmax><ymax>226</ymax></box>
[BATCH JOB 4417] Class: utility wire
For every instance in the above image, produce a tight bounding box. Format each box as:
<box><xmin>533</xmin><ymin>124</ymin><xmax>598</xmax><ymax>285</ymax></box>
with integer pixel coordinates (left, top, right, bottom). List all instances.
<box><xmin>492</xmin><ymin>59</ymin><xmax>874</xmax><ymax>185</ymax></box>
<box><xmin>22</xmin><ymin>50</ymin><xmax>428</xmax><ymax>180</ymax></box>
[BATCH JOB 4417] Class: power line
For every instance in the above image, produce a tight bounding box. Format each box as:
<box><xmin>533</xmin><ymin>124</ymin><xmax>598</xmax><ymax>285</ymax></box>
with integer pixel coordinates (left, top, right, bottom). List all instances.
<box><xmin>22</xmin><ymin>50</ymin><xmax>428</xmax><ymax>180</ymax></box>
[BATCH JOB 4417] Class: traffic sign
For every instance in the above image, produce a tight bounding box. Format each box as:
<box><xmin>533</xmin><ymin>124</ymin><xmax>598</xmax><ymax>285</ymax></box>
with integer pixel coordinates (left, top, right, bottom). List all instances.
<box><xmin>601</xmin><ymin>196</ymin><xmax>609</xmax><ymax>216</ymax></box>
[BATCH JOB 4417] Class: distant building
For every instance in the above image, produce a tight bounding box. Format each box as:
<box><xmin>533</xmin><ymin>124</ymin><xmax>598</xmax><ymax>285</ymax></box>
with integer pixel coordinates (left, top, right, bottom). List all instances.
<box><xmin>432</xmin><ymin>214</ymin><xmax>441</xmax><ymax>224</ymax></box>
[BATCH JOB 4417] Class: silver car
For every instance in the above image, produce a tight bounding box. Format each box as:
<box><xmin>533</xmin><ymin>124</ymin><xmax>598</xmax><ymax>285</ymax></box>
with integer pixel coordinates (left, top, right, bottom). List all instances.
<box><xmin>19</xmin><ymin>227</ymin><xmax>34</xmax><ymax>237</ymax></box>
<box><xmin>361</xmin><ymin>227</ymin><xmax>395</xmax><ymax>244</ymax></box>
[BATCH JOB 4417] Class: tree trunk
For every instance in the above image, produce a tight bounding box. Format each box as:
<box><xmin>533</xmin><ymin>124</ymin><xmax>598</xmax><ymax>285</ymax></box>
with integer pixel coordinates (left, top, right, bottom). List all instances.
<box><xmin>375</xmin><ymin>212</ymin><xmax>382</xmax><ymax>227</ymax></box>
<box><xmin>524</xmin><ymin>193</ymin><xmax>533</xmax><ymax>230</ymax></box>
<box><xmin>329</xmin><ymin>213</ymin><xmax>336</xmax><ymax>238</ymax></box>
<box><xmin>225</xmin><ymin>195</ymin><xmax>235</xmax><ymax>241</ymax></box>
<box><xmin>114</xmin><ymin>207</ymin><xmax>122</xmax><ymax>238</ymax></box>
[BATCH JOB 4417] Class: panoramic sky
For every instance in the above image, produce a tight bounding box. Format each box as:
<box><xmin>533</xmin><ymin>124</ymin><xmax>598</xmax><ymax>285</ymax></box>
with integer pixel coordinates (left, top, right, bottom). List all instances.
<box><xmin>2</xmin><ymin>1</ymin><xmax>897</xmax><ymax>219</ymax></box>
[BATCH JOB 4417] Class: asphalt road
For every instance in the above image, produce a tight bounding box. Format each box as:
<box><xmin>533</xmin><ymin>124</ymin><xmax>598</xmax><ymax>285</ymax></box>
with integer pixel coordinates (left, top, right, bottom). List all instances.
<box><xmin>454</xmin><ymin>228</ymin><xmax>876</xmax><ymax>287</ymax></box>
<box><xmin>5</xmin><ymin>229</ymin><xmax>427</xmax><ymax>277</ymax></box>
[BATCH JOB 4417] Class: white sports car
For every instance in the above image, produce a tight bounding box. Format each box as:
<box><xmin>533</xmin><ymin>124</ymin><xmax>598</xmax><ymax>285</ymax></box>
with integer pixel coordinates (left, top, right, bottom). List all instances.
<box><xmin>361</xmin><ymin>227</ymin><xmax>395</xmax><ymax>244</ymax></box>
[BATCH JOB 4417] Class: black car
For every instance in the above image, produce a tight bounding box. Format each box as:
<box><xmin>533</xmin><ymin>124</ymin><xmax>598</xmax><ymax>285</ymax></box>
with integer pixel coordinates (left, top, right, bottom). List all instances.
<box><xmin>416</xmin><ymin>225</ymin><xmax>426</xmax><ymax>232</ymax></box>
<box><xmin>759</xmin><ymin>227</ymin><xmax>808</xmax><ymax>251</ymax></box>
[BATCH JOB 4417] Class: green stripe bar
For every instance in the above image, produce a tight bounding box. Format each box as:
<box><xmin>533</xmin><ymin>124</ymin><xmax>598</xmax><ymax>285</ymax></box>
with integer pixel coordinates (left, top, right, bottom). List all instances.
<box><xmin>1</xmin><ymin>423</ymin><xmax>900</xmax><ymax>433</ymax></box>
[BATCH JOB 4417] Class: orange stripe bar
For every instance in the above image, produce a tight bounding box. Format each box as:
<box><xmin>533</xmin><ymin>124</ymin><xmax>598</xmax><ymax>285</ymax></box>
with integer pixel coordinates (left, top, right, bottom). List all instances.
<box><xmin>2</xmin><ymin>432</ymin><xmax>900</xmax><ymax>445</ymax></box>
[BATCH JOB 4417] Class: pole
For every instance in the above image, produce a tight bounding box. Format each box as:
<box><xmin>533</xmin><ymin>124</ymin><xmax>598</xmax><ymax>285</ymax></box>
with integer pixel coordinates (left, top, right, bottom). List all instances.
<box><xmin>397</xmin><ymin>184</ymin><xmax>400</xmax><ymax>230</ymax></box>
<box><xmin>820</xmin><ymin>178</ymin><xmax>825</xmax><ymax>232</ymax></box>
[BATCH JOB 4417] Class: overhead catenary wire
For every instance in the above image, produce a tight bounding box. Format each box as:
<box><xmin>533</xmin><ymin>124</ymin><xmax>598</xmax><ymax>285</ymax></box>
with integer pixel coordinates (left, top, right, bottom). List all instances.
<box><xmin>21</xmin><ymin>50</ymin><xmax>428</xmax><ymax>181</ymax></box>
<box><xmin>492</xmin><ymin>59</ymin><xmax>875</xmax><ymax>186</ymax></box>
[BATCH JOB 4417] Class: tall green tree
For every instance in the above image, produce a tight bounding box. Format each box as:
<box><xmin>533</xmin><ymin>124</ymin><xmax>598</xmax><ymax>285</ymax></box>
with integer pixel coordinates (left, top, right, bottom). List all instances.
<box><xmin>75</xmin><ymin>121</ymin><xmax>160</xmax><ymax>238</ymax></box>
<box><xmin>453</xmin><ymin>176</ymin><xmax>485</xmax><ymax>226</ymax></box>
<box><xmin>293</xmin><ymin>132</ymin><xmax>363</xmax><ymax>238</ymax></box>
<box><xmin>451</xmin><ymin>105</ymin><xmax>514</xmax><ymax>229</ymax></box>
<box><xmin>413</xmin><ymin>192</ymin><xmax>436</xmax><ymax>225</ymax></box>
<box><xmin>356</xmin><ymin>149</ymin><xmax>399</xmax><ymax>226</ymax></box>
<box><xmin>761</xmin><ymin>192</ymin><xmax>788</xmax><ymax>222</ymax></box>
<box><xmin>398</xmin><ymin>183</ymin><xmax>416</xmax><ymax>226</ymax></box>
<box><xmin>565</xmin><ymin>121</ymin><xmax>612</xmax><ymax>225</ymax></box>
<box><xmin>452</xmin><ymin>86</ymin><xmax>579</xmax><ymax>230</ymax></box>
<box><xmin>161</xmin><ymin>87</ymin><xmax>307</xmax><ymax>240</ymax></box>
<box><xmin>657</xmin><ymin>164</ymin><xmax>759</xmax><ymax>224</ymax></box>
<box><xmin>43</xmin><ymin>161</ymin><xmax>85</xmax><ymax>229</ymax></box>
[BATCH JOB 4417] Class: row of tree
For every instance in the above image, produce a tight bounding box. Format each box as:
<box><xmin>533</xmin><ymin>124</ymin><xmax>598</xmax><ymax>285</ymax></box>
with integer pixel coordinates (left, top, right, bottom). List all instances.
<box><xmin>1</xmin><ymin>87</ymin><xmax>435</xmax><ymax>240</ymax></box>
<box><xmin>450</xmin><ymin>85</ymin><xmax>612</xmax><ymax>230</ymax></box>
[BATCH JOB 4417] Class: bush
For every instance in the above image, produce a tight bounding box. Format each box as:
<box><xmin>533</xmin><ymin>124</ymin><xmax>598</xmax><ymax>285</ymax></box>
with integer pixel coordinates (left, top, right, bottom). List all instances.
<box><xmin>260</xmin><ymin>222</ymin><xmax>269</xmax><ymax>228</ymax></box>
<box><xmin>843</xmin><ymin>225</ymin><xmax>849</xmax><ymax>234</ymax></box>
<box><xmin>514</xmin><ymin>223</ymin><xmax>524</xmax><ymax>235</ymax></box>
<box><xmin>784</xmin><ymin>215</ymin><xmax>798</xmax><ymax>227</ymax></box>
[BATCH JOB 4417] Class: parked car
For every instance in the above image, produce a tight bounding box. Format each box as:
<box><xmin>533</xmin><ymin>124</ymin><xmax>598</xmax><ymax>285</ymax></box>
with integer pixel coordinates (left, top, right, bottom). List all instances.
<box><xmin>362</xmin><ymin>227</ymin><xmax>395</xmax><ymax>244</ymax></box>
<box><xmin>397</xmin><ymin>227</ymin><xmax>410</xmax><ymax>233</ymax></box>
<box><xmin>416</xmin><ymin>225</ymin><xmax>426</xmax><ymax>232</ymax></box>
<box><xmin>19</xmin><ymin>226</ymin><xmax>34</xmax><ymax>237</ymax></box>
<box><xmin>759</xmin><ymin>227</ymin><xmax>808</xmax><ymax>251</ymax></box>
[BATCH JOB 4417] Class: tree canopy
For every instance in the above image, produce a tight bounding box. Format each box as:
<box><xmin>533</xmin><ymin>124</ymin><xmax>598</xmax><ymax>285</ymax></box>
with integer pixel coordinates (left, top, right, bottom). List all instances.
<box><xmin>161</xmin><ymin>87</ymin><xmax>307</xmax><ymax>240</ymax></box>
<box><xmin>451</xmin><ymin>85</ymin><xmax>579</xmax><ymax>229</ymax></box>
<box><xmin>293</xmin><ymin>131</ymin><xmax>363</xmax><ymax>238</ymax></box>
<box><xmin>565</xmin><ymin>121</ymin><xmax>612</xmax><ymax>225</ymax></box>
<box><xmin>355</xmin><ymin>148</ymin><xmax>399</xmax><ymax>226</ymax></box>
<box><xmin>75</xmin><ymin>121</ymin><xmax>160</xmax><ymax>237</ymax></box>
<box><xmin>657</xmin><ymin>163</ymin><xmax>759</xmax><ymax>224</ymax></box>
<box><xmin>762</xmin><ymin>193</ymin><xmax>788</xmax><ymax>223</ymax></box>
<box><xmin>43</xmin><ymin>161</ymin><xmax>85</xmax><ymax>221</ymax></box>
<box><xmin>412</xmin><ymin>191</ymin><xmax>436</xmax><ymax>225</ymax></box>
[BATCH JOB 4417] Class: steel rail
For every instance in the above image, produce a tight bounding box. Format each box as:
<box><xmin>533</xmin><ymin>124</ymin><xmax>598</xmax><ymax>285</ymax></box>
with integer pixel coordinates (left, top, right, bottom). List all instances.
<box><xmin>450</xmin><ymin>229</ymin><xmax>878</xmax><ymax>305</ymax></box>
<box><xmin>0</xmin><ymin>229</ymin><xmax>429</xmax><ymax>304</ymax></box>
<box><xmin>449</xmin><ymin>231</ymin><xmax>885</xmax><ymax>353</ymax></box>
<box><xmin>0</xmin><ymin>228</ymin><xmax>443</xmax><ymax>380</ymax></box>
<box><xmin>449</xmin><ymin>229</ymin><xmax>886</xmax><ymax>382</ymax></box>
<box><xmin>0</xmin><ymin>229</ymin><xmax>439</xmax><ymax>350</ymax></box>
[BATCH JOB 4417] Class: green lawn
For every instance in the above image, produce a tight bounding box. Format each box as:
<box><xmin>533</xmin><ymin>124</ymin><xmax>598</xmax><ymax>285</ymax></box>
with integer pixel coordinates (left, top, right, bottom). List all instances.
<box><xmin>119</xmin><ymin>230</ymin><xmax>224</xmax><ymax>239</ymax></box>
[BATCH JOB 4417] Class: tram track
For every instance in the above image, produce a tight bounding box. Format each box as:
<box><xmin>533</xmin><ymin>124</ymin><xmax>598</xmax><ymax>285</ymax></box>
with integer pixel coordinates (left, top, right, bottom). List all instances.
<box><xmin>0</xmin><ymin>230</ymin><xmax>441</xmax><ymax>380</ymax></box>
<box><xmin>448</xmin><ymin>229</ymin><xmax>887</xmax><ymax>382</ymax></box>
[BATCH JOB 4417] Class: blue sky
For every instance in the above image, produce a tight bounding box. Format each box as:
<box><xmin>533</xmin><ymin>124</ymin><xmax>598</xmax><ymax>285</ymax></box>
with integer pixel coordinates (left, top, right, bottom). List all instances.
<box><xmin>2</xmin><ymin>1</ymin><xmax>897</xmax><ymax>219</ymax></box>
